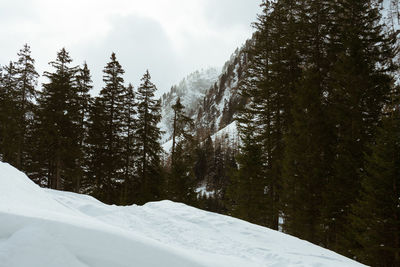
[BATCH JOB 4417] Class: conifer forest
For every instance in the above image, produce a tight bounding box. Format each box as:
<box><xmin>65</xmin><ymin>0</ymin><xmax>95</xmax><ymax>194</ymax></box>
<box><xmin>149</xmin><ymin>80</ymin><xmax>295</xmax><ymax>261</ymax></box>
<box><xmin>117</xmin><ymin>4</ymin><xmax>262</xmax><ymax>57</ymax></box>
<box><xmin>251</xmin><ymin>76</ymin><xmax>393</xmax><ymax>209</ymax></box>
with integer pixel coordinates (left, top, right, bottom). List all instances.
<box><xmin>0</xmin><ymin>1</ymin><xmax>399</xmax><ymax>266</ymax></box>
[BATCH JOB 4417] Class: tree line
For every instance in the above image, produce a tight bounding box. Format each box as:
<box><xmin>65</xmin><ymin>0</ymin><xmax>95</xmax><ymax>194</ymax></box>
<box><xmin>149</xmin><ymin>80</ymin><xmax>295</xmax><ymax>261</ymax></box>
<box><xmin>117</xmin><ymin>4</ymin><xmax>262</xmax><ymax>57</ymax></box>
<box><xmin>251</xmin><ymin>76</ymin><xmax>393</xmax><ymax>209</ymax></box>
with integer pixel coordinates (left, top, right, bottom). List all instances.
<box><xmin>0</xmin><ymin>47</ymin><xmax>168</xmax><ymax>205</ymax></box>
<box><xmin>0</xmin><ymin>0</ymin><xmax>399</xmax><ymax>266</ymax></box>
<box><xmin>226</xmin><ymin>0</ymin><xmax>400</xmax><ymax>266</ymax></box>
<box><xmin>0</xmin><ymin>45</ymin><xmax>233</xmax><ymax>208</ymax></box>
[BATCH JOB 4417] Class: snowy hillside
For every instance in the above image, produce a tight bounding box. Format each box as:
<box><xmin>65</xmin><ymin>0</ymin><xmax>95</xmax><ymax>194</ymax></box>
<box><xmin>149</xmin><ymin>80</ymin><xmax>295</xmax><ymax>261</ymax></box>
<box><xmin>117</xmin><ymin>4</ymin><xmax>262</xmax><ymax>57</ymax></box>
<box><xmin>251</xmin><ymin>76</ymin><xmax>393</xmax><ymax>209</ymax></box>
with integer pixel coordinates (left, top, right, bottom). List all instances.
<box><xmin>0</xmin><ymin>162</ymin><xmax>365</xmax><ymax>267</ymax></box>
<box><xmin>194</xmin><ymin>44</ymin><xmax>249</xmax><ymax>137</ymax></box>
<box><xmin>160</xmin><ymin>43</ymin><xmax>250</xmax><ymax>152</ymax></box>
<box><xmin>162</xmin><ymin>121</ymin><xmax>238</xmax><ymax>154</ymax></box>
<box><xmin>160</xmin><ymin>68</ymin><xmax>220</xmax><ymax>142</ymax></box>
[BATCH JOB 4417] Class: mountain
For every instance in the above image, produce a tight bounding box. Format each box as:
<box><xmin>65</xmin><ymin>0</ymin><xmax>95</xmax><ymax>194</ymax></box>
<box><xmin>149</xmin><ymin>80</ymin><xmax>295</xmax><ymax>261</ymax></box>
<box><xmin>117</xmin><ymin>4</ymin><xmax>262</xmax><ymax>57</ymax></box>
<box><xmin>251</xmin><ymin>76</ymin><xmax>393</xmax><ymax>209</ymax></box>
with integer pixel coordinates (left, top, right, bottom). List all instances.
<box><xmin>161</xmin><ymin>0</ymin><xmax>399</xmax><ymax>145</ymax></box>
<box><xmin>160</xmin><ymin>68</ymin><xmax>220</xmax><ymax>142</ymax></box>
<box><xmin>160</xmin><ymin>39</ymin><xmax>252</xmax><ymax>147</ymax></box>
<box><xmin>194</xmin><ymin>39</ymin><xmax>251</xmax><ymax>138</ymax></box>
<box><xmin>0</xmin><ymin>161</ymin><xmax>365</xmax><ymax>267</ymax></box>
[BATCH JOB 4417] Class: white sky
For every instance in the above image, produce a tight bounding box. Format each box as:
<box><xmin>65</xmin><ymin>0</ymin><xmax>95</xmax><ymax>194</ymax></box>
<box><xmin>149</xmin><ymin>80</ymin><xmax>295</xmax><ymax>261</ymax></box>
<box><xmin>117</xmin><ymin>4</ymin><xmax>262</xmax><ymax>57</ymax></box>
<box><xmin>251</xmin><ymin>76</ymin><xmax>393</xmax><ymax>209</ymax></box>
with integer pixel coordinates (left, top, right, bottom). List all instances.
<box><xmin>0</xmin><ymin>0</ymin><xmax>260</xmax><ymax>96</ymax></box>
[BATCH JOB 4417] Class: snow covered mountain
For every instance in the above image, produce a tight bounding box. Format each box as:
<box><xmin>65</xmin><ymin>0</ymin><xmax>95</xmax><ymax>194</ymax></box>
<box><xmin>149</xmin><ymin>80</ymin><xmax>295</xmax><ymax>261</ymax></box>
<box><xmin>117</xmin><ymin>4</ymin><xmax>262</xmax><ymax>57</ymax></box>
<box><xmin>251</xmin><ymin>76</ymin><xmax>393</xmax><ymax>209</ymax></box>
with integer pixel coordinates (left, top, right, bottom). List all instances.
<box><xmin>160</xmin><ymin>68</ymin><xmax>220</xmax><ymax>142</ymax></box>
<box><xmin>194</xmin><ymin>40</ymin><xmax>251</xmax><ymax>138</ymax></box>
<box><xmin>0</xmin><ymin>162</ymin><xmax>365</xmax><ymax>267</ymax></box>
<box><xmin>161</xmin><ymin>0</ymin><xmax>398</xmax><ymax>145</ymax></box>
<box><xmin>160</xmin><ymin>39</ymin><xmax>252</xmax><ymax>144</ymax></box>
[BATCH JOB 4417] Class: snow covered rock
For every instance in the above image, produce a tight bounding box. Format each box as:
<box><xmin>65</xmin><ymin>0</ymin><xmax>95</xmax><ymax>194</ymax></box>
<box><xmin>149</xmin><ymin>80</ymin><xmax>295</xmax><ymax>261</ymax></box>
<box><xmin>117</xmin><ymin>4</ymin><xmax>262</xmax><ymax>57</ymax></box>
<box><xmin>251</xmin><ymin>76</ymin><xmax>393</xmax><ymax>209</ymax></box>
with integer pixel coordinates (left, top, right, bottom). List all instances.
<box><xmin>160</xmin><ymin>68</ymin><xmax>220</xmax><ymax>142</ymax></box>
<box><xmin>0</xmin><ymin>162</ymin><xmax>365</xmax><ymax>267</ymax></box>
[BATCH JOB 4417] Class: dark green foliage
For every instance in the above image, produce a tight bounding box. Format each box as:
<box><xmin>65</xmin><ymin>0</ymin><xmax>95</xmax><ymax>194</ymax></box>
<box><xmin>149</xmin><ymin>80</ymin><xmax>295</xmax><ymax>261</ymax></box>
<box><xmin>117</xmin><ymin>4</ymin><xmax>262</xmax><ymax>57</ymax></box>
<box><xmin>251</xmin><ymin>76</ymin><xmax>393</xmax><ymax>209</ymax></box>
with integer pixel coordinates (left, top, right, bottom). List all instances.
<box><xmin>167</xmin><ymin>97</ymin><xmax>196</xmax><ymax>204</ymax></box>
<box><xmin>68</xmin><ymin>62</ymin><xmax>93</xmax><ymax>193</ymax></box>
<box><xmin>14</xmin><ymin>44</ymin><xmax>39</xmax><ymax>171</ymax></box>
<box><xmin>227</xmin><ymin>117</ymin><xmax>265</xmax><ymax>224</ymax></box>
<box><xmin>0</xmin><ymin>45</ymin><xmax>40</xmax><ymax>185</ymax></box>
<box><xmin>230</xmin><ymin>0</ymin><xmax>398</xmax><ymax>257</ymax></box>
<box><xmin>350</xmin><ymin>110</ymin><xmax>400</xmax><ymax>266</ymax></box>
<box><xmin>321</xmin><ymin>0</ymin><xmax>397</xmax><ymax>250</ymax></box>
<box><xmin>133</xmin><ymin>70</ymin><xmax>163</xmax><ymax>204</ymax></box>
<box><xmin>282</xmin><ymin>71</ymin><xmax>330</xmax><ymax>243</ymax></box>
<box><xmin>203</xmin><ymin>136</ymin><xmax>216</xmax><ymax>188</ymax></box>
<box><xmin>34</xmin><ymin>48</ymin><xmax>81</xmax><ymax>190</ymax></box>
<box><xmin>85</xmin><ymin>97</ymin><xmax>107</xmax><ymax>195</ymax></box>
<box><xmin>120</xmin><ymin>83</ymin><xmax>137</xmax><ymax>204</ymax></box>
<box><xmin>0</xmin><ymin>62</ymin><xmax>19</xmax><ymax>165</ymax></box>
<box><xmin>86</xmin><ymin>53</ymin><xmax>126</xmax><ymax>203</ymax></box>
<box><xmin>231</xmin><ymin>0</ymin><xmax>290</xmax><ymax>230</ymax></box>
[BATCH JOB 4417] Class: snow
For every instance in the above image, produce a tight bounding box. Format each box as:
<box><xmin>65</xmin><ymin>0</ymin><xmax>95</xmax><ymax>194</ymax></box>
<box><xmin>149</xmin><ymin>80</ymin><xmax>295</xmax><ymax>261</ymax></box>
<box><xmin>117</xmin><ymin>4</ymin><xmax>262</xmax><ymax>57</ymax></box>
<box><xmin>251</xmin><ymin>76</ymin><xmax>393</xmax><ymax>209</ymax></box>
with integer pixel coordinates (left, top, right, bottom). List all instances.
<box><xmin>160</xmin><ymin>68</ymin><xmax>220</xmax><ymax>143</ymax></box>
<box><xmin>195</xmin><ymin>185</ymin><xmax>217</xmax><ymax>197</ymax></box>
<box><xmin>163</xmin><ymin>121</ymin><xmax>238</xmax><ymax>154</ymax></box>
<box><xmin>162</xmin><ymin>138</ymin><xmax>173</xmax><ymax>154</ymax></box>
<box><xmin>210</xmin><ymin>121</ymin><xmax>238</xmax><ymax>144</ymax></box>
<box><xmin>0</xmin><ymin>162</ymin><xmax>365</xmax><ymax>267</ymax></box>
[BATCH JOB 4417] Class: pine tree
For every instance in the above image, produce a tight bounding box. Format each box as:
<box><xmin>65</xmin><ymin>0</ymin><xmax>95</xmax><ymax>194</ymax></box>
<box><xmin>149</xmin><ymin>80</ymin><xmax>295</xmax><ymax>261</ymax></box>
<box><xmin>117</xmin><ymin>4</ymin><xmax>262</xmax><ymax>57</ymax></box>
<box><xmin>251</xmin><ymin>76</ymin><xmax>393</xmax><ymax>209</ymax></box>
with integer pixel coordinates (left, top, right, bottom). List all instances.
<box><xmin>171</xmin><ymin>97</ymin><xmax>185</xmax><ymax>164</ymax></box>
<box><xmin>227</xmin><ymin>111</ymin><xmax>265</xmax><ymax>224</ymax></box>
<box><xmin>120</xmin><ymin>83</ymin><xmax>137</xmax><ymax>204</ymax></box>
<box><xmin>322</xmin><ymin>0</ymin><xmax>397</xmax><ymax>250</ymax></box>
<box><xmin>350</xmin><ymin>107</ymin><xmax>400</xmax><ymax>266</ymax></box>
<box><xmin>74</xmin><ymin>62</ymin><xmax>93</xmax><ymax>192</ymax></box>
<box><xmin>133</xmin><ymin>70</ymin><xmax>163</xmax><ymax>204</ymax></box>
<box><xmin>282</xmin><ymin>71</ymin><xmax>331</xmax><ymax>243</ymax></box>
<box><xmin>0</xmin><ymin>62</ymin><xmax>19</xmax><ymax>164</ymax></box>
<box><xmin>87</xmin><ymin>52</ymin><xmax>126</xmax><ymax>203</ymax></box>
<box><xmin>203</xmin><ymin>136</ymin><xmax>215</xmax><ymax>189</ymax></box>
<box><xmin>34</xmin><ymin>48</ymin><xmax>80</xmax><ymax>190</ymax></box>
<box><xmin>167</xmin><ymin>97</ymin><xmax>196</xmax><ymax>203</ymax></box>
<box><xmin>12</xmin><ymin>44</ymin><xmax>39</xmax><ymax>171</ymax></box>
<box><xmin>233</xmin><ymin>0</ymin><xmax>293</xmax><ymax>230</ymax></box>
<box><xmin>193</xmin><ymin>141</ymin><xmax>207</xmax><ymax>183</ymax></box>
<box><xmin>85</xmin><ymin>96</ymin><xmax>107</xmax><ymax>195</ymax></box>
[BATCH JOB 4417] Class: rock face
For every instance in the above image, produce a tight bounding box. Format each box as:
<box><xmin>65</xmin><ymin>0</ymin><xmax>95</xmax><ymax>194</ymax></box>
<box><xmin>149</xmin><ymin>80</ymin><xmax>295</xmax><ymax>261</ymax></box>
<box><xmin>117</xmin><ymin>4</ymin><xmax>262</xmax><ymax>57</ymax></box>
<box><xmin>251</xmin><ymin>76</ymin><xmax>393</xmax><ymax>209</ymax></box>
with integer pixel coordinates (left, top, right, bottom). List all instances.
<box><xmin>160</xmin><ymin>67</ymin><xmax>220</xmax><ymax>142</ymax></box>
<box><xmin>194</xmin><ymin>41</ymin><xmax>251</xmax><ymax>138</ymax></box>
<box><xmin>160</xmin><ymin>38</ymin><xmax>253</xmax><ymax>142</ymax></box>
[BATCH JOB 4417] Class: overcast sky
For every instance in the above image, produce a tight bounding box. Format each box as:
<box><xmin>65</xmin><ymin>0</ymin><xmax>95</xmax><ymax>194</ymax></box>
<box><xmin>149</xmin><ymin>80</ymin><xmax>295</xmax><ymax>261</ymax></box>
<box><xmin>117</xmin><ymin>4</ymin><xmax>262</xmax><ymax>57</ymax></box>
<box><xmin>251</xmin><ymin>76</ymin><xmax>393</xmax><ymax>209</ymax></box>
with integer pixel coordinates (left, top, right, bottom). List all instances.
<box><xmin>0</xmin><ymin>0</ymin><xmax>260</xmax><ymax>96</ymax></box>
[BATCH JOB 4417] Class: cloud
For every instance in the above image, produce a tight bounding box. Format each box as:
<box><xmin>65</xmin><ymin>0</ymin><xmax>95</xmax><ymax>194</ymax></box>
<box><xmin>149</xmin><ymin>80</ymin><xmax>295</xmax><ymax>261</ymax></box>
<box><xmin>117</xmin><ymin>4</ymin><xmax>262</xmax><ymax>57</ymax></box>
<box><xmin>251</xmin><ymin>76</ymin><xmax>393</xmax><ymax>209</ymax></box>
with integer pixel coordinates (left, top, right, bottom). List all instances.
<box><xmin>74</xmin><ymin>15</ymin><xmax>181</xmax><ymax>95</ymax></box>
<box><xmin>203</xmin><ymin>0</ymin><xmax>260</xmax><ymax>30</ymax></box>
<box><xmin>0</xmin><ymin>0</ymin><xmax>261</xmax><ymax>96</ymax></box>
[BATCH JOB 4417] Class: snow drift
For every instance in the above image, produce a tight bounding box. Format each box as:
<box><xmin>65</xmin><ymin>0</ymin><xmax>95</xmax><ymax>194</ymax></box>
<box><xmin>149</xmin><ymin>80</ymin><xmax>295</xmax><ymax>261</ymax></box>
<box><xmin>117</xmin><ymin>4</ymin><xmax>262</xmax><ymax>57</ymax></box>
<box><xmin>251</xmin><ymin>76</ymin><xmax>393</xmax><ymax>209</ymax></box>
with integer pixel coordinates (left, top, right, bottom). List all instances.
<box><xmin>0</xmin><ymin>162</ymin><xmax>365</xmax><ymax>267</ymax></box>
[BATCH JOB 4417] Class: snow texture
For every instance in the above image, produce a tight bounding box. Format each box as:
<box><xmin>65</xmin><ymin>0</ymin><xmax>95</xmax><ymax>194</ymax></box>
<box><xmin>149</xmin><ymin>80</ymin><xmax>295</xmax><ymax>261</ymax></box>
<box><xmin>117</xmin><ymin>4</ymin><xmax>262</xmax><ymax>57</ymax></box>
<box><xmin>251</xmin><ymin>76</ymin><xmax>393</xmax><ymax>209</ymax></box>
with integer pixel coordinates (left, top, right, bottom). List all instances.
<box><xmin>0</xmin><ymin>162</ymin><xmax>365</xmax><ymax>267</ymax></box>
<box><xmin>160</xmin><ymin>68</ymin><xmax>220</xmax><ymax>143</ymax></box>
<box><xmin>163</xmin><ymin>121</ymin><xmax>238</xmax><ymax>154</ymax></box>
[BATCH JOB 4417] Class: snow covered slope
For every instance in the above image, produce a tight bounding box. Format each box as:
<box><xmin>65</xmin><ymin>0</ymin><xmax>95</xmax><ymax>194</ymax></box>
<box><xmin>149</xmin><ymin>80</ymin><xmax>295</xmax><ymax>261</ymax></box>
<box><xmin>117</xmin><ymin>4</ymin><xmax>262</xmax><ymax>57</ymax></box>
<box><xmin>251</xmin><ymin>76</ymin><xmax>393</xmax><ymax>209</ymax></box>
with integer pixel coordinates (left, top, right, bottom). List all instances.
<box><xmin>0</xmin><ymin>162</ymin><xmax>365</xmax><ymax>267</ymax></box>
<box><xmin>162</xmin><ymin>121</ymin><xmax>238</xmax><ymax>154</ymax></box>
<box><xmin>160</xmin><ymin>68</ymin><xmax>220</xmax><ymax>142</ymax></box>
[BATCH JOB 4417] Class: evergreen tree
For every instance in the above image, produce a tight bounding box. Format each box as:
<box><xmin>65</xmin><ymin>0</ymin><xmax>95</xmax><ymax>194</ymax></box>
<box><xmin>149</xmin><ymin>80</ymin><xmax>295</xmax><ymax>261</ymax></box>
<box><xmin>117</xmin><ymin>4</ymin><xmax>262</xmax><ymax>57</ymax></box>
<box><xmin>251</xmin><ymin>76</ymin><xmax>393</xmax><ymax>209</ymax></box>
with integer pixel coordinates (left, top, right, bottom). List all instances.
<box><xmin>85</xmin><ymin>97</ymin><xmax>107</xmax><ymax>195</ymax></box>
<box><xmin>133</xmin><ymin>70</ymin><xmax>163</xmax><ymax>204</ymax></box>
<box><xmin>87</xmin><ymin>52</ymin><xmax>126</xmax><ymax>203</ymax></box>
<box><xmin>350</xmin><ymin>108</ymin><xmax>400</xmax><ymax>266</ymax></box>
<box><xmin>74</xmin><ymin>62</ymin><xmax>93</xmax><ymax>192</ymax></box>
<box><xmin>282</xmin><ymin>72</ymin><xmax>330</xmax><ymax>243</ymax></box>
<box><xmin>120</xmin><ymin>83</ymin><xmax>137</xmax><ymax>204</ymax></box>
<box><xmin>193</xmin><ymin>141</ymin><xmax>207</xmax><ymax>183</ymax></box>
<box><xmin>280</xmin><ymin>0</ymin><xmax>334</xmax><ymax>244</ymax></box>
<box><xmin>322</xmin><ymin>0</ymin><xmax>397</xmax><ymax>250</ymax></box>
<box><xmin>34</xmin><ymin>48</ymin><xmax>80</xmax><ymax>190</ymax></box>
<box><xmin>203</xmin><ymin>136</ymin><xmax>215</xmax><ymax>189</ymax></box>
<box><xmin>227</xmin><ymin>111</ymin><xmax>265</xmax><ymax>224</ymax></box>
<box><xmin>233</xmin><ymin>0</ymin><xmax>292</xmax><ymax>230</ymax></box>
<box><xmin>0</xmin><ymin>62</ymin><xmax>19</xmax><ymax>164</ymax></box>
<box><xmin>13</xmin><ymin>44</ymin><xmax>39</xmax><ymax>171</ymax></box>
<box><xmin>167</xmin><ymin>97</ymin><xmax>196</xmax><ymax>203</ymax></box>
